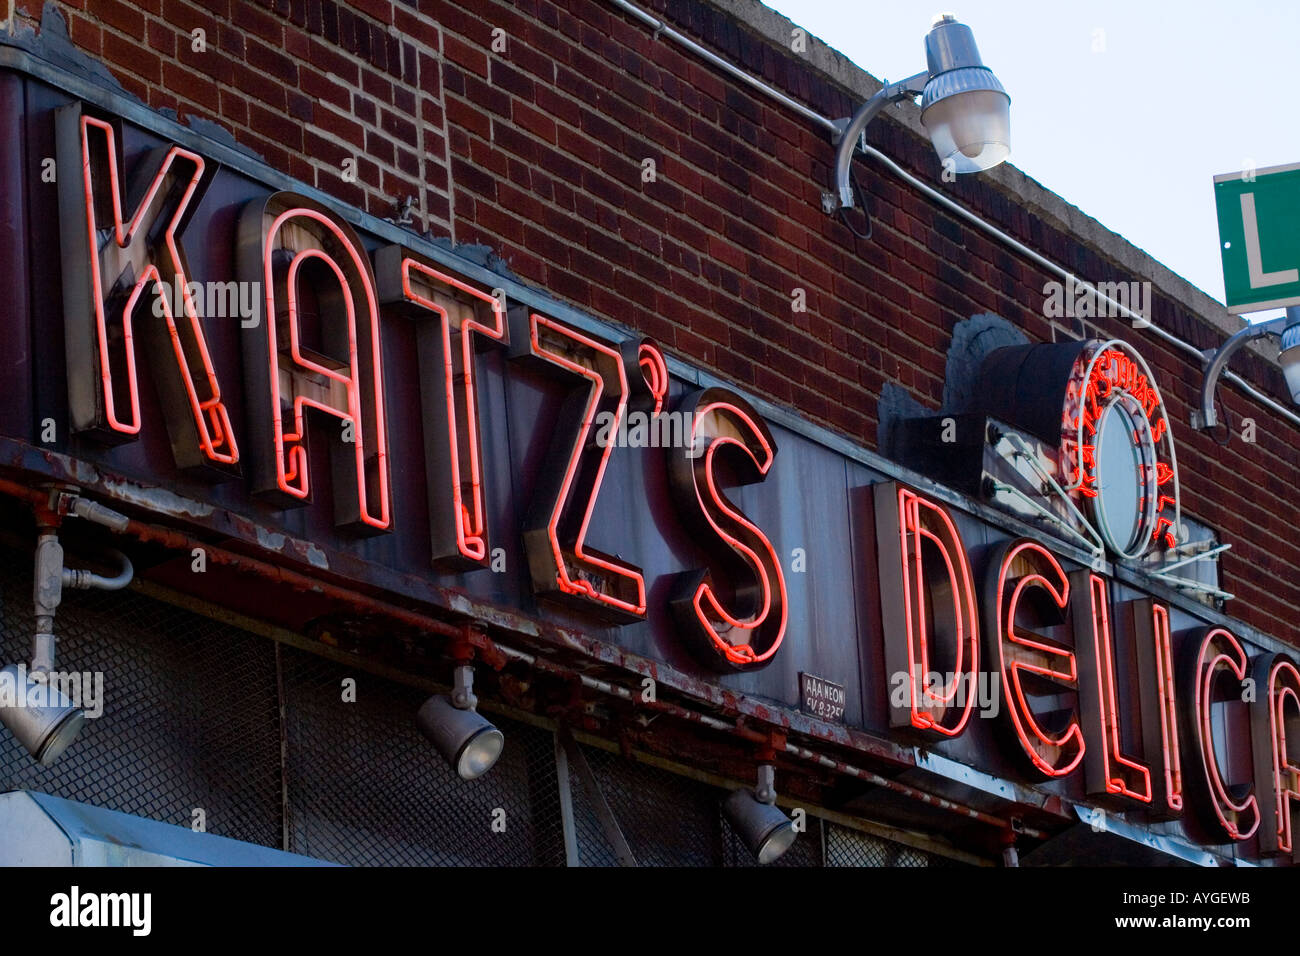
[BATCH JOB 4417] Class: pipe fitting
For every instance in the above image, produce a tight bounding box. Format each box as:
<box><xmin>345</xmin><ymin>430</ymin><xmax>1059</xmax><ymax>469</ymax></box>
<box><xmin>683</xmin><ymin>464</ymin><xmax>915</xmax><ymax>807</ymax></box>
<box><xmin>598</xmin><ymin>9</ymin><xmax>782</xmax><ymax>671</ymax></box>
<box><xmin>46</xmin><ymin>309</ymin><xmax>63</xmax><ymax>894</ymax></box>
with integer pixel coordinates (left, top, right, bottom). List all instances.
<box><xmin>451</xmin><ymin>664</ymin><xmax>479</xmax><ymax>711</ymax></box>
<box><xmin>31</xmin><ymin>631</ymin><xmax>55</xmax><ymax>676</ymax></box>
<box><xmin>68</xmin><ymin>496</ymin><xmax>130</xmax><ymax>533</ymax></box>
<box><xmin>754</xmin><ymin>763</ymin><xmax>777</xmax><ymax>805</ymax></box>
<box><xmin>33</xmin><ymin>531</ymin><xmax>64</xmax><ymax>619</ymax></box>
<box><xmin>63</xmin><ymin>549</ymin><xmax>133</xmax><ymax>592</ymax></box>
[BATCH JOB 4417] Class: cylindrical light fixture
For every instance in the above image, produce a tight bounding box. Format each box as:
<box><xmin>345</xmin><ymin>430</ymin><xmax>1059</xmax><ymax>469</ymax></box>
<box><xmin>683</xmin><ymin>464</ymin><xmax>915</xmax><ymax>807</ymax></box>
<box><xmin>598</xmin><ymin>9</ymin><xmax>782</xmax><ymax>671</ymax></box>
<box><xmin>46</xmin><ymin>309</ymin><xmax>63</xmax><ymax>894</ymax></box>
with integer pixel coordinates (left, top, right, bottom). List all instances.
<box><xmin>723</xmin><ymin>764</ymin><xmax>798</xmax><ymax>864</ymax></box>
<box><xmin>1279</xmin><ymin>317</ymin><xmax>1300</xmax><ymax>404</ymax></box>
<box><xmin>0</xmin><ymin>664</ymin><xmax>86</xmax><ymax>767</ymax></box>
<box><xmin>919</xmin><ymin>14</ymin><xmax>1011</xmax><ymax>173</ymax></box>
<box><xmin>416</xmin><ymin>664</ymin><xmax>504</xmax><ymax>781</ymax></box>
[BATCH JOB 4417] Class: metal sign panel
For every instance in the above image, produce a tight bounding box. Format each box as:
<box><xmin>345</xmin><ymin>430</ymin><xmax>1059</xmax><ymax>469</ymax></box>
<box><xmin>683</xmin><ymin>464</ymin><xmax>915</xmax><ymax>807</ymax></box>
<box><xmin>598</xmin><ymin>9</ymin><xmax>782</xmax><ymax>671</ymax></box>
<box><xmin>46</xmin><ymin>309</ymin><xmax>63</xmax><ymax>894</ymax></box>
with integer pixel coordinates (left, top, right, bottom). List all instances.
<box><xmin>0</xmin><ymin>63</ymin><xmax>1295</xmax><ymax>863</ymax></box>
<box><xmin>1214</xmin><ymin>161</ymin><xmax>1300</xmax><ymax>313</ymax></box>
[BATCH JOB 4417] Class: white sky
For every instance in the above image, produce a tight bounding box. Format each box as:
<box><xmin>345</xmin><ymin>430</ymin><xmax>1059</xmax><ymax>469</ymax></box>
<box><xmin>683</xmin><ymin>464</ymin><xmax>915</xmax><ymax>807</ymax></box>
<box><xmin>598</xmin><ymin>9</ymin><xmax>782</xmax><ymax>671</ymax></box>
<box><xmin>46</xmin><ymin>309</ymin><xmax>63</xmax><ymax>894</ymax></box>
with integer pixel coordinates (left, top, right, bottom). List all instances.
<box><xmin>762</xmin><ymin>0</ymin><xmax>1300</xmax><ymax>321</ymax></box>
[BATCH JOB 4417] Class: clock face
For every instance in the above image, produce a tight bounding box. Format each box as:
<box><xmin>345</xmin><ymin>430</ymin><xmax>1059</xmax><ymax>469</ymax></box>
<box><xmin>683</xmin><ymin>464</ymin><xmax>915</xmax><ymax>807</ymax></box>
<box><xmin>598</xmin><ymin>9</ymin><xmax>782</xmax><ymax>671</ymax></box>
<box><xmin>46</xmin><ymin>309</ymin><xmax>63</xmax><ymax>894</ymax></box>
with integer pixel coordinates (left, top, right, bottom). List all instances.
<box><xmin>1058</xmin><ymin>341</ymin><xmax>1178</xmax><ymax>560</ymax></box>
<box><xmin>1092</xmin><ymin>397</ymin><xmax>1156</xmax><ymax>555</ymax></box>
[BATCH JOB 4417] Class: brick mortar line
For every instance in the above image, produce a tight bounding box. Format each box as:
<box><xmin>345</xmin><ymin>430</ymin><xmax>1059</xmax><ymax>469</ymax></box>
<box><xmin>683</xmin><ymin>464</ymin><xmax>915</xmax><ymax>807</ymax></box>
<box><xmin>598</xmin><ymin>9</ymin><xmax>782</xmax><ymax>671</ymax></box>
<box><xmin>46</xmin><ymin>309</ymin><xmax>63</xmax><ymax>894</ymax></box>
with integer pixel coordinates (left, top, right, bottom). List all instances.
<box><xmin>437</xmin><ymin>21</ymin><xmax>458</xmax><ymax>243</ymax></box>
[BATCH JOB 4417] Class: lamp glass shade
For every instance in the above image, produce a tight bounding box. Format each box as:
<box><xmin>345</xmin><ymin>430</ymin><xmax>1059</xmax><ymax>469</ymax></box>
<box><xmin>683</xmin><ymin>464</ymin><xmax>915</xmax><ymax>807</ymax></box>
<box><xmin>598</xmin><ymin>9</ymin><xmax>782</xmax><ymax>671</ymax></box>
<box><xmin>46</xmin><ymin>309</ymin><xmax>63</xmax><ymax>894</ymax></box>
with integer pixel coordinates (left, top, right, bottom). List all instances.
<box><xmin>921</xmin><ymin>87</ymin><xmax>1011</xmax><ymax>173</ymax></box>
<box><xmin>1279</xmin><ymin>342</ymin><xmax>1300</xmax><ymax>405</ymax></box>
<box><xmin>755</xmin><ymin>818</ymin><xmax>798</xmax><ymax>864</ymax></box>
<box><xmin>457</xmin><ymin>725</ymin><xmax>505</xmax><ymax>780</ymax></box>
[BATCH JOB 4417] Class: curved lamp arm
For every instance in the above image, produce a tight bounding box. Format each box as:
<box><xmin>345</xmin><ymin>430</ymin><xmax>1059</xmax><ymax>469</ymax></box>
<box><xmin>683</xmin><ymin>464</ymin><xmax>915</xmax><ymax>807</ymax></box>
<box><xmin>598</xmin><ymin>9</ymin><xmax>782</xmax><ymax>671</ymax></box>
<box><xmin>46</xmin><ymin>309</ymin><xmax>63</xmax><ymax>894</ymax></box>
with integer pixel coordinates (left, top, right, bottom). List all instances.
<box><xmin>1193</xmin><ymin>314</ymin><xmax>1291</xmax><ymax>430</ymax></box>
<box><xmin>832</xmin><ymin>70</ymin><xmax>929</xmax><ymax>209</ymax></box>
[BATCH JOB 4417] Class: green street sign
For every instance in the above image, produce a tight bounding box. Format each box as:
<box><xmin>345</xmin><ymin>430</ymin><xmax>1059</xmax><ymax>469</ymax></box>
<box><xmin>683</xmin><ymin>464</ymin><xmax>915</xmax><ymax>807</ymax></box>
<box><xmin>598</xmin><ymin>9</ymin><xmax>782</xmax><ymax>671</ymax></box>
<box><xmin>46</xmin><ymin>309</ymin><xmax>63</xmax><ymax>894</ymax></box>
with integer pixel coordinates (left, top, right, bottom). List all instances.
<box><xmin>1213</xmin><ymin>161</ymin><xmax>1300</xmax><ymax>313</ymax></box>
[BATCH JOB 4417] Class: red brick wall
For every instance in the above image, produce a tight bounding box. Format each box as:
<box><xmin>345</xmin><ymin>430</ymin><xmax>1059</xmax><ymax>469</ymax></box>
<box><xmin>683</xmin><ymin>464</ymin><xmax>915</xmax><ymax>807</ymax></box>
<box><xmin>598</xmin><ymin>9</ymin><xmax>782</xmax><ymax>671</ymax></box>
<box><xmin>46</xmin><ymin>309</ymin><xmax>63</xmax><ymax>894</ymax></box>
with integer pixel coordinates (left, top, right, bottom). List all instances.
<box><xmin>18</xmin><ymin>0</ymin><xmax>1300</xmax><ymax>643</ymax></box>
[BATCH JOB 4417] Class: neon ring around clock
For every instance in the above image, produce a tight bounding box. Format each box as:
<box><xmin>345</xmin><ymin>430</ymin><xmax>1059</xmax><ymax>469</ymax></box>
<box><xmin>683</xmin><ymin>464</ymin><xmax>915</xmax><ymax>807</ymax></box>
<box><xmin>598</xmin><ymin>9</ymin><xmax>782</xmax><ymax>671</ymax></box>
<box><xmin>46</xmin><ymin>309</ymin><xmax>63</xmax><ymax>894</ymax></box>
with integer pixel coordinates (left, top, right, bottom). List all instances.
<box><xmin>1060</xmin><ymin>340</ymin><xmax>1181</xmax><ymax>559</ymax></box>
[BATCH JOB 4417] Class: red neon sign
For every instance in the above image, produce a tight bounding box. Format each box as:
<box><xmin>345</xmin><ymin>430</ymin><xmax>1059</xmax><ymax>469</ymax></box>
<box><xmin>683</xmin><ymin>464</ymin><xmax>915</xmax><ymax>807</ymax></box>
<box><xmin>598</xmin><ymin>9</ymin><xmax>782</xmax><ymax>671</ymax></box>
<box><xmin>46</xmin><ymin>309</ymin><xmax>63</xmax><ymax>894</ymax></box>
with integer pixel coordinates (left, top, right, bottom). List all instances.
<box><xmin>45</xmin><ymin>115</ymin><xmax>1300</xmax><ymax>860</ymax></box>
<box><xmin>875</xmin><ymin>484</ymin><xmax>980</xmax><ymax>737</ymax></box>
<box><xmin>1132</xmin><ymin>600</ymin><xmax>1184</xmax><ymax>814</ymax></box>
<box><xmin>58</xmin><ymin>110</ymin><xmax>238</xmax><ymax>470</ymax></box>
<box><xmin>1184</xmin><ymin>627</ymin><xmax>1259</xmax><ymax>841</ymax></box>
<box><xmin>376</xmin><ymin>245</ymin><xmax>507</xmax><ymax>567</ymax></box>
<box><xmin>668</xmin><ymin>388</ymin><xmax>787</xmax><ymax>671</ymax></box>
<box><xmin>1075</xmin><ymin>574</ymin><xmax>1152</xmax><ymax>803</ymax></box>
<box><xmin>1059</xmin><ymin>341</ymin><xmax>1179</xmax><ymax>557</ymax></box>
<box><xmin>237</xmin><ymin>193</ymin><xmax>390</xmax><ymax>532</ymax></box>
<box><xmin>987</xmin><ymin>539</ymin><xmax>1085</xmax><ymax>777</ymax></box>
<box><xmin>512</xmin><ymin>312</ymin><xmax>663</xmax><ymax>620</ymax></box>
<box><xmin>1250</xmin><ymin>653</ymin><xmax>1300</xmax><ymax>860</ymax></box>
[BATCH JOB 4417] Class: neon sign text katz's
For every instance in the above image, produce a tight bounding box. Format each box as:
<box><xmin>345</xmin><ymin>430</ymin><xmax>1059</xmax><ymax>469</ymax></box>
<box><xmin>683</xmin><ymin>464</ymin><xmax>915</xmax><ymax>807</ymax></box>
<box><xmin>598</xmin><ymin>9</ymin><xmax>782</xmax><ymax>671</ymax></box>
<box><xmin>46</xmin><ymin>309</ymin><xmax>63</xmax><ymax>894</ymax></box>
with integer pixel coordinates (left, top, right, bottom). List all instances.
<box><xmin>52</xmin><ymin>104</ymin><xmax>1299</xmax><ymax>861</ymax></box>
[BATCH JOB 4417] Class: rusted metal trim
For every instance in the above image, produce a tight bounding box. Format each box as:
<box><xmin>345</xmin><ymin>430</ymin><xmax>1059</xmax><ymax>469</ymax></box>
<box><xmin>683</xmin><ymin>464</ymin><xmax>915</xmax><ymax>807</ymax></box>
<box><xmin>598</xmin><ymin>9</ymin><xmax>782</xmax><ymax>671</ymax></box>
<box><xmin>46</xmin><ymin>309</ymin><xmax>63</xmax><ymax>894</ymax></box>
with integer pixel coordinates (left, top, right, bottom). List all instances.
<box><xmin>0</xmin><ymin>471</ymin><xmax>1066</xmax><ymax>836</ymax></box>
<box><xmin>0</xmin><ymin>446</ymin><xmax>931</xmax><ymax>763</ymax></box>
<box><xmin>497</xmin><ymin>644</ymin><xmax>1050</xmax><ymax>838</ymax></box>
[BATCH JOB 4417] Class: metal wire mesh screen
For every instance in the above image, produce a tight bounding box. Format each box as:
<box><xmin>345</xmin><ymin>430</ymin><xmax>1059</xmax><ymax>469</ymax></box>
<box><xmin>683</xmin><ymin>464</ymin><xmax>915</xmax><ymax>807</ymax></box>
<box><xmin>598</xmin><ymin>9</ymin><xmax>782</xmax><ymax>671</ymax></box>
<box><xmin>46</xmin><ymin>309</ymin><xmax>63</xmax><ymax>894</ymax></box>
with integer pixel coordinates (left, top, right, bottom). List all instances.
<box><xmin>0</xmin><ymin>544</ymin><xmax>283</xmax><ymax>848</ymax></box>
<box><xmin>568</xmin><ymin>742</ymin><xmax>826</xmax><ymax>866</ymax></box>
<box><xmin>0</xmin><ymin>540</ymin><xmax>967</xmax><ymax>867</ymax></box>
<box><xmin>824</xmin><ymin>821</ymin><xmax>955</xmax><ymax>867</ymax></box>
<box><xmin>569</xmin><ymin>742</ymin><xmax>723</xmax><ymax>866</ymax></box>
<box><xmin>722</xmin><ymin>811</ymin><xmax>825</xmax><ymax>867</ymax></box>
<box><xmin>279</xmin><ymin>647</ymin><xmax>566</xmax><ymax>866</ymax></box>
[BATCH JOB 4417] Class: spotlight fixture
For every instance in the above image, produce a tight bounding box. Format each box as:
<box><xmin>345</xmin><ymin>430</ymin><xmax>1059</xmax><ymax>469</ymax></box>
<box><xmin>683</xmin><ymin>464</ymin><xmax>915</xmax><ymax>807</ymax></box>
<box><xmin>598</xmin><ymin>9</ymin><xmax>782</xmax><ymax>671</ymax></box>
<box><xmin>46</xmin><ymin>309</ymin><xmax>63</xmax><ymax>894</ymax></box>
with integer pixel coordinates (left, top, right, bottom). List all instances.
<box><xmin>0</xmin><ymin>663</ymin><xmax>85</xmax><ymax>767</ymax></box>
<box><xmin>1193</xmin><ymin>305</ymin><xmax>1300</xmax><ymax>430</ymax></box>
<box><xmin>723</xmin><ymin>764</ymin><xmax>798</xmax><ymax>864</ymax></box>
<box><xmin>0</xmin><ymin>519</ymin><xmax>132</xmax><ymax>767</ymax></box>
<box><xmin>416</xmin><ymin>664</ymin><xmax>504</xmax><ymax>781</ymax></box>
<box><xmin>826</xmin><ymin>13</ymin><xmax>1010</xmax><ymax>233</ymax></box>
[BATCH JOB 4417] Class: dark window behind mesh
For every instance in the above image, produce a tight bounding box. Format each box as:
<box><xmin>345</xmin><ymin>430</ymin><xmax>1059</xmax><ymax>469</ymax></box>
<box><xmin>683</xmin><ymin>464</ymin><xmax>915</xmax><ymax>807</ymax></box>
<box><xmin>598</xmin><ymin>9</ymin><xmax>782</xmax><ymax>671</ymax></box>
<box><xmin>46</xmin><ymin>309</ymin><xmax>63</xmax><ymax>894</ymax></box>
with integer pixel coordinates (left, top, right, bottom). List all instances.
<box><xmin>0</xmin><ymin>542</ymin><xmax>962</xmax><ymax>867</ymax></box>
<box><xmin>280</xmin><ymin>648</ymin><xmax>566</xmax><ymax>866</ymax></box>
<box><xmin>570</xmin><ymin>743</ymin><xmax>725</xmax><ymax>866</ymax></box>
<box><xmin>824</xmin><ymin>821</ymin><xmax>959</xmax><ymax>867</ymax></box>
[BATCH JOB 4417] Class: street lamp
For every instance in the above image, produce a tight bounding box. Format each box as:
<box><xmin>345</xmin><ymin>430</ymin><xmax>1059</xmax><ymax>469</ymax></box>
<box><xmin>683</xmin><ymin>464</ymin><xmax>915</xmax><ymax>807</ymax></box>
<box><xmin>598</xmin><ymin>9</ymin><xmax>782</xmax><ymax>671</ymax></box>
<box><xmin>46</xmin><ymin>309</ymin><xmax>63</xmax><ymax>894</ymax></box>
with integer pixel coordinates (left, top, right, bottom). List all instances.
<box><xmin>827</xmin><ymin>14</ymin><xmax>1010</xmax><ymax>226</ymax></box>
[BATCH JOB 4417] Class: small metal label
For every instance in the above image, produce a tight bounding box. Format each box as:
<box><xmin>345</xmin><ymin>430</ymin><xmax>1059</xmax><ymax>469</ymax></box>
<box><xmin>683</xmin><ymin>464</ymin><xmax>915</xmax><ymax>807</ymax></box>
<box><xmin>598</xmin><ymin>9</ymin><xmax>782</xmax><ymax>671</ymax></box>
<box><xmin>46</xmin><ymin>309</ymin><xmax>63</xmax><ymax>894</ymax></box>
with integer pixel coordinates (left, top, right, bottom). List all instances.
<box><xmin>800</xmin><ymin>672</ymin><xmax>846</xmax><ymax>723</ymax></box>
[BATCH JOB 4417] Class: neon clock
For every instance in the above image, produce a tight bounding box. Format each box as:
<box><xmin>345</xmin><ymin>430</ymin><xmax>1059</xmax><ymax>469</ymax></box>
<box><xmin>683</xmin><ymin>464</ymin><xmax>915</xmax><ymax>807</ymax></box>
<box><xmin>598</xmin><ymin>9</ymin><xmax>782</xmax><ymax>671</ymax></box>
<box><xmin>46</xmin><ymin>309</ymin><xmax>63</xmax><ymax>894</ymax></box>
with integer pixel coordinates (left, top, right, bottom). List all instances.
<box><xmin>1059</xmin><ymin>340</ymin><xmax>1181</xmax><ymax>559</ymax></box>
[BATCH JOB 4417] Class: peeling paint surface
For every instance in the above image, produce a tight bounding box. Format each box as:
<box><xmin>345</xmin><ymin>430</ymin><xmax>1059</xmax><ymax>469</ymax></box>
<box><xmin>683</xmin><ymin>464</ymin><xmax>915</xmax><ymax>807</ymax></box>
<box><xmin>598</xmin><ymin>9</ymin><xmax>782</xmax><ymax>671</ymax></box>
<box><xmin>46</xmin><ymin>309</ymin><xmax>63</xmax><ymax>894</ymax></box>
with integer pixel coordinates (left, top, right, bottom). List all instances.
<box><xmin>101</xmin><ymin>479</ymin><xmax>215</xmax><ymax>520</ymax></box>
<box><xmin>255</xmin><ymin>528</ymin><xmax>287</xmax><ymax>552</ymax></box>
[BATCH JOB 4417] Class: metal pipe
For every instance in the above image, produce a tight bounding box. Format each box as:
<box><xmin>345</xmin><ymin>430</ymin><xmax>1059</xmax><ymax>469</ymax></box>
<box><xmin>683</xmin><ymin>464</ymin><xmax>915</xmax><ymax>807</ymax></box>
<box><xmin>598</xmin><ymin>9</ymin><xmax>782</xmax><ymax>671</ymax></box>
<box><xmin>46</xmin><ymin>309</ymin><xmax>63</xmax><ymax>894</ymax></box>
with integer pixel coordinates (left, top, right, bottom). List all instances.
<box><xmin>606</xmin><ymin>0</ymin><xmax>839</xmax><ymax>134</ymax></box>
<box><xmin>0</xmin><ymin>479</ymin><xmax>472</xmax><ymax>644</ymax></box>
<box><xmin>832</xmin><ymin>73</ymin><xmax>927</xmax><ymax>208</ymax></box>
<box><xmin>833</xmin><ymin>90</ymin><xmax>893</xmax><ymax>209</ymax></box>
<box><xmin>68</xmin><ymin>496</ymin><xmax>130</xmax><ymax>532</ymax></box>
<box><xmin>32</xmin><ymin>530</ymin><xmax>62</xmax><ymax>673</ymax></box>
<box><xmin>1195</xmin><ymin>311</ymin><xmax>1292</xmax><ymax>429</ymax></box>
<box><xmin>605</xmin><ymin>0</ymin><xmax>1300</xmax><ymax>433</ymax></box>
<box><xmin>1157</xmin><ymin>542</ymin><xmax>1231</xmax><ymax>575</ymax></box>
<box><xmin>63</xmin><ymin>548</ymin><xmax>133</xmax><ymax>592</ymax></box>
